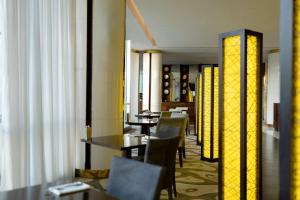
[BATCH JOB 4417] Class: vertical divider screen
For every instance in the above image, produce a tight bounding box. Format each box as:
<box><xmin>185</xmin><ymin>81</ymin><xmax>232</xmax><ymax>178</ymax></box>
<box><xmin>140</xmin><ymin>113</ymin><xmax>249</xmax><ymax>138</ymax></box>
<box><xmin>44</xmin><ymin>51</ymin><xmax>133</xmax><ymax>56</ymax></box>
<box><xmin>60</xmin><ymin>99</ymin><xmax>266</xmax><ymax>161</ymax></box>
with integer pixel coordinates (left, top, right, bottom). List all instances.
<box><xmin>213</xmin><ymin>67</ymin><xmax>219</xmax><ymax>158</ymax></box>
<box><xmin>246</xmin><ymin>35</ymin><xmax>260</xmax><ymax>199</ymax></box>
<box><xmin>196</xmin><ymin>74</ymin><xmax>202</xmax><ymax>144</ymax></box>
<box><xmin>203</xmin><ymin>67</ymin><xmax>212</xmax><ymax>158</ymax></box>
<box><xmin>220</xmin><ymin>30</ymin><xmax>262</xmax><ymax>200</ymax></box>
<box><xmin>222</xmin><ymin>35</ymin><xmax>241</xmax><ymax>199</ymax></box>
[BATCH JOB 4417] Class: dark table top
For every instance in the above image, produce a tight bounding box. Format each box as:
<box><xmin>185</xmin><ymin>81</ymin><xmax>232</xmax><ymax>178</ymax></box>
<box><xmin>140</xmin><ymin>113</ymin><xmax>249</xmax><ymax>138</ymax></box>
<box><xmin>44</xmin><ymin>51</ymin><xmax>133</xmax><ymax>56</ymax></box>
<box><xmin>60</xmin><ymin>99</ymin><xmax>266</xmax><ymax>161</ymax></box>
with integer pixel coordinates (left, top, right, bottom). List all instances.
<box><xmin>81</xmin><ymin>134</ymin><xmax>147</xmax><ymax>150</ymax></box>
<box><xmin>0</xmin><ymin>182</ymin><xmax>117</xmax><ymax>200</ymax></box>
<box><xmin>126</xmin><ymin>118</ymin><xmax>158</xmax><ymax>126</ymax></box>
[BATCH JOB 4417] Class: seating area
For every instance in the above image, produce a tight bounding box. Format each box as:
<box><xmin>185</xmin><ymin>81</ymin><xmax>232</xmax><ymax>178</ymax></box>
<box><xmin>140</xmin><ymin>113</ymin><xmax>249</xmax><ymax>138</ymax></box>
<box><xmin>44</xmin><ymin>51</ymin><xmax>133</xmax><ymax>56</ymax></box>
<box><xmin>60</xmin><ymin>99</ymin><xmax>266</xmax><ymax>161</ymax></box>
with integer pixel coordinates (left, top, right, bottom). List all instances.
<box><xmin>84</xmin><ymin>127</ymin><xmax>219</xmax><ymax>200</ymax></box>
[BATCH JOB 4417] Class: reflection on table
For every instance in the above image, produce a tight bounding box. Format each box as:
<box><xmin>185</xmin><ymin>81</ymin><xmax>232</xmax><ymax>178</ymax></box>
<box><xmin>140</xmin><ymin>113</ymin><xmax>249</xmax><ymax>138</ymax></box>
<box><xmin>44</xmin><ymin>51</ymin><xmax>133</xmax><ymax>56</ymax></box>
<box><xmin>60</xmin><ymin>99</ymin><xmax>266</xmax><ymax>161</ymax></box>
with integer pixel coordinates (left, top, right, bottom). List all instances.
<box><xmin>126</xmin><ymin>118</ymin><xmax>158</xmax><ymax>135</ymax></box>
<box><xmin>81</xmin><ymin>134</ymin><xmax>157</xmax><ymax>158</ymax></box>
<box><xmin>135</xmin><ymin>113</ymin><xmax>160</xmax><ymax>119</ymax></box>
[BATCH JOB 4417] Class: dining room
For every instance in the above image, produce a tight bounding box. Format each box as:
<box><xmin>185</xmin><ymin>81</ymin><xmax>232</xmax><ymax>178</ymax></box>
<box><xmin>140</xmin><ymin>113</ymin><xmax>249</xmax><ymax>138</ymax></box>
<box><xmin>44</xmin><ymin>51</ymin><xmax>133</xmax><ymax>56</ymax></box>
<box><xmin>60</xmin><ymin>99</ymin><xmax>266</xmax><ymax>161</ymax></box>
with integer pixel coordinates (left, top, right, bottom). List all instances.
<box><xmin>0</xmin><ymin>0</ymin><xmax>298</xmax><ymax>200</ymax></box>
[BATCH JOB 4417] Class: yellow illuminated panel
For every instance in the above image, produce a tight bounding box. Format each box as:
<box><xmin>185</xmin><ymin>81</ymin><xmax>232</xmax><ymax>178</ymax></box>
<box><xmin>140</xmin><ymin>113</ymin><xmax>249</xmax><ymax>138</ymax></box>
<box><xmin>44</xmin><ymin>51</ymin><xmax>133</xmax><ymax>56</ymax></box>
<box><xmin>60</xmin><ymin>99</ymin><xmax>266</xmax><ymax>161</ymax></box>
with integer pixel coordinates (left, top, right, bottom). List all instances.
<box><xmin>197</xmin><ymin>75</ymin><xmax>202</xmax><ymax>143</ymax></box>
<box><xmin>292</xmin><ymin>0</ymin><xmax>300</xmax><ymax>198</ymax></box>
<box><xmin>246</xmin><ymin>35</ymin><xmax>260</xmax><ymax>199</ymax></box>
<box><xmin>213</xmin><ymin>67</ymin><xmax>219</xmax><ymax>158</ymax></box>
<box><xmin>222</xmin><ymin>35</ymin><xmax>241</xmax><ymax>200</ymax></box>
<box><xmin>196</xmin><ymin>77</ymin><xmax>198</xmax><ymax>134</ymax></box>
<box><xmin>203</xmin><ymin>67</ymin><xmax>211</xmax><ymax>158</ymax></box>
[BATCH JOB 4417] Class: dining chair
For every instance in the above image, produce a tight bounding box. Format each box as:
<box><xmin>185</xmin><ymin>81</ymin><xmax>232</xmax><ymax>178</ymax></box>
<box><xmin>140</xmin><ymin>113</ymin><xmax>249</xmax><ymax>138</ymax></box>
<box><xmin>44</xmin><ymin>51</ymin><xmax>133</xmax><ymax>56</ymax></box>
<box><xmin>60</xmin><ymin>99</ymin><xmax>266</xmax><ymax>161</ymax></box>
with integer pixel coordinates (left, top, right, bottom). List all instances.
<box><xmin>107</xmin><ymin>156</ymin><xmax>165</xmax><ymax>200</ymax></box>
<box><xmin>144</xmin><ymin>136</ymin><xmax>180</xmax><ymax>200</ymax></box>
<box><xmin>160</xmin><ymin>111</ymin><xmax>172</xmax><ymax>118</ymax></box>
<box><xmin>170</xmin><ymin>112</ymin><xmax>190</xmax><ymax>135</ymax></box>
<box><xmin>156</xmin><ymin>117</ymin><xmax>187</xmax><ymax>167</ymax></box>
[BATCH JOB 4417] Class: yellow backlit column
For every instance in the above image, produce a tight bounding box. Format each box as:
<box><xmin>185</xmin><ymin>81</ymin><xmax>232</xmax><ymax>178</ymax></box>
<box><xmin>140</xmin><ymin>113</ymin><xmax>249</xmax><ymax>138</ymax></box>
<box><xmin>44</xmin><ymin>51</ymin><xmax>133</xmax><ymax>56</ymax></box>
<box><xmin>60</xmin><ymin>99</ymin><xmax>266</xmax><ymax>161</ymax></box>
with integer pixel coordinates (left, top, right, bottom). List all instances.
<box><xmin>280</xmin><ymin>1</ymin><xmax>300</xmax><ymax>199</ymax></box>
<box><xmin>213</xmin><ymin>67</ymin><xmax>219</xmax><ymax>160</ymax></box>
<box><xmin>218</xmin><ymin>29</ymin><xmax>262</xmax><ymax>200</ymax></box>
<box><xmin>201</xmin><ymin>65</ymin><xmax>219</xmax><ymax>162</ymax></box>
<box><xmin>196</xmin><ymin>72</ymin><xmax>202</xmax><ymax>145</ymax></box>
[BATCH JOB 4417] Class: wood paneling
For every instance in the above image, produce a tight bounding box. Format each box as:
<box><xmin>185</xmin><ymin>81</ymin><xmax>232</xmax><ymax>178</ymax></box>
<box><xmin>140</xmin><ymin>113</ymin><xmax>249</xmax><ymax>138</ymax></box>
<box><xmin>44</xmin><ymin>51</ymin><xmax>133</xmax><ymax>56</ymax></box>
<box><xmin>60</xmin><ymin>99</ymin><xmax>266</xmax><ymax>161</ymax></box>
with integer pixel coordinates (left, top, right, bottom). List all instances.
<box><xmin>161</xmin><ymin>102</ymin><xmax>195</xmax><ymax>123</ymax></box>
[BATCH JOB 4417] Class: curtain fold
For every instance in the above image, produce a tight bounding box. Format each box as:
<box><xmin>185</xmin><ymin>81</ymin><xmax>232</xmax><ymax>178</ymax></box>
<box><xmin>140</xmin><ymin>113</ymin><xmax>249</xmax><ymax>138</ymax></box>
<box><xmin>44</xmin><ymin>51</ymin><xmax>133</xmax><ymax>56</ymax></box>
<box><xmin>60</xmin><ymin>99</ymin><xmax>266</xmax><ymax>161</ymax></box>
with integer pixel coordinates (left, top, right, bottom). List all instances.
<box><xmin>0</xmin><ymin>0</ymin><xmax>86</xmax><ymax>191</ymax></box>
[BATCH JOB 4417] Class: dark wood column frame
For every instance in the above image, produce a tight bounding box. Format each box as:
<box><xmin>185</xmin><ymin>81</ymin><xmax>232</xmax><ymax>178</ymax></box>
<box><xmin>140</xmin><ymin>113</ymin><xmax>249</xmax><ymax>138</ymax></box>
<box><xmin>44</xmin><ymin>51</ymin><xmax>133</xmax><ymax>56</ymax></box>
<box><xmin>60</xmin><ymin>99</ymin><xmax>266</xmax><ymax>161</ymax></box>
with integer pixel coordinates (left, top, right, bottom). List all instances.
<box><xmin>279</xmin><ymin>0</ymin><xmax>293</xmax><ymax>199</ymax></box>
<box><xmin>85</xmin><ymin>0</ymin><xmax>93</xmax><ymax>170</ymax></box>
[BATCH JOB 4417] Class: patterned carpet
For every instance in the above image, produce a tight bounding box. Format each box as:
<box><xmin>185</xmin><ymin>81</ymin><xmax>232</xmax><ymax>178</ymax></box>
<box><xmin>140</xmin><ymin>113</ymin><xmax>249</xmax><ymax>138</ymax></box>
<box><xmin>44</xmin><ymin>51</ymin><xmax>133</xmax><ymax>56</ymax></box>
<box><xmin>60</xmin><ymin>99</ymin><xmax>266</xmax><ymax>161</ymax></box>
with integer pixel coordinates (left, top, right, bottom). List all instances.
<box><xmin>79</xmin><ymin>131</ymin><xmax>219</xmax><ymax>200</ymax></box>
<box><xmin>159</xmin><ymin>135</ymin><xmax>218</xmax><ymax>200</ymax></box>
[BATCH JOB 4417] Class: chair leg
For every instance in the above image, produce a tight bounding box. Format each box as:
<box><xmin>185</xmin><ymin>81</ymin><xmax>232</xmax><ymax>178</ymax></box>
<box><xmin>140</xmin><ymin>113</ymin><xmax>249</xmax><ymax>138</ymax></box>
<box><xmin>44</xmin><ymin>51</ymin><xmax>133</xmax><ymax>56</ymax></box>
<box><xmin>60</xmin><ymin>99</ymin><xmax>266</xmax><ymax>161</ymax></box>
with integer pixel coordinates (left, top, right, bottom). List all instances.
<box><xmin>168</xmin><ymin>187</ymin><xmax>173</xmax><ymax>200</ymax></box>
<box><xmin>183</xmin><ymin>147</ymin><xmax>186</xmax><ymax>159</ymax></box>
<box><xmin>173</xmin><ymin>173</ymin><xmax>177</xmax><ymax>197</ymax></box>
<box><xmin>178</xmin><ymin>148</ymin><xmax>183</xmax><ymax>168</ymax></box>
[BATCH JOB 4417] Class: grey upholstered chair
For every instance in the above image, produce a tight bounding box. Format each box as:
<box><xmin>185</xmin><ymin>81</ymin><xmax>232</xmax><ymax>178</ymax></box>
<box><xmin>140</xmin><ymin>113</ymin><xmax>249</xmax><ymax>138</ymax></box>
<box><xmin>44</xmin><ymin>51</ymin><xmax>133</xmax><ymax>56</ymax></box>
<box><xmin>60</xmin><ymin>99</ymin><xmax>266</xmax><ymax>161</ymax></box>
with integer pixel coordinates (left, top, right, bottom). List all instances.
<box><xmin>144</xmin><ymin>135</ymin><xmax>180</xmax><ymax>200</ymax></box>
<box><xmin>160</xmin><ymin>111</ymin><xmax>172</xmax><ymax>118</ymax></box>
<box><xmin>171</xmin><ymin>112</ymin><xmax>190</xmax><ymax>135</ymax></box>
<box><xmin>107</xmin><ymin>156</ymin><xmax>165</xmax><ymax>200</ymax></box>
<box><xmin>156</xmin><ymin>117</ymin><xmax>187</xmax><ymax>167</ymax></box>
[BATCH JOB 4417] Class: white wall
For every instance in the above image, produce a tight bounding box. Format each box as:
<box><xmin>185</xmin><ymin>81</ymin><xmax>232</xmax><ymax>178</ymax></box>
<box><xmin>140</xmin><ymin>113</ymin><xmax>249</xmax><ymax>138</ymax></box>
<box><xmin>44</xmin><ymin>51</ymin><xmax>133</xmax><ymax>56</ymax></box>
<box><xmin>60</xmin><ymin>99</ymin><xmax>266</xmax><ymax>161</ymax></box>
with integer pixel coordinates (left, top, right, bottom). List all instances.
<box><xmin>130</xmin><ymin>52</ymin><xmax>139</xmax><ymax>119</ymax></box>
<box><xmin>124</xmin><ymin>40</ymin><xmax>131</xmax><ymax>121</ymax></box>
<box><xmin>91</xmin><ymin>0</ymin><xmax>124</xmax><ymax>169</ymax></box>
<box><xmin>266</xmin><ymin>52</ymin><xmax>280</xmax><ymax>125</ymax></box>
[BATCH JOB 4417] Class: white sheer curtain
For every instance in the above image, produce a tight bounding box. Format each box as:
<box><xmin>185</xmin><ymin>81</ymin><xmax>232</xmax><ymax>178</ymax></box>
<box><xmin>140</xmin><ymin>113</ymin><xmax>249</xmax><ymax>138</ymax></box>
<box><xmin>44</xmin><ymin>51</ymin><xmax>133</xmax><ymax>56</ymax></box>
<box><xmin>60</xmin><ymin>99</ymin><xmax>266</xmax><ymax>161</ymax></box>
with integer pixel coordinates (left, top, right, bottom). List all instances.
<box><xmin>0</xmin><ymin>0</ymin><xmax>86</xmax><ymax>191</ymax></box>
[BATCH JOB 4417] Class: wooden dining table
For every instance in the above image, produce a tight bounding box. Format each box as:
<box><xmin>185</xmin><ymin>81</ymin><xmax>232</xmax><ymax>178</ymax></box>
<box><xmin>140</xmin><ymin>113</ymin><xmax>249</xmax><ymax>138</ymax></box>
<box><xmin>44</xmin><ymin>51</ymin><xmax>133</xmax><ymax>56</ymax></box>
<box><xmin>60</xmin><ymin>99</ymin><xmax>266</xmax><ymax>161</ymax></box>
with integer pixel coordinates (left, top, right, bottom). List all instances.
<box><xmin>126</xmin><ymin>118</ymin><xmax>158</xmax><ymax>135</ymax></box>
<box><xmin>135</xmin><ymin>113</ymin><xmax>160</xmax><ymax>119</ymax></box>
<box><xmin>81</xmin><ymin>134</ymin><xmax>148</xmax><ymax>159</ymax></box>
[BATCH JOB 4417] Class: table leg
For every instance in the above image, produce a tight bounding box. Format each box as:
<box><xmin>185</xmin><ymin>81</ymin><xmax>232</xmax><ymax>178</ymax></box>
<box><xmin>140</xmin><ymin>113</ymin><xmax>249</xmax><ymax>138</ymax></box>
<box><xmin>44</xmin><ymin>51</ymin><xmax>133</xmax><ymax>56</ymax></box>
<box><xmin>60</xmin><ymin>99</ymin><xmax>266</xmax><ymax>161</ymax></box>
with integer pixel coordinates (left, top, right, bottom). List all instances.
<box><xmin>85</xmin><ymin>143</ymin><xmax>91</xmax><ymax>169</ymax></box>
<box><xmin>138</xmin><ymin>146</ymin><xmax>146</xmax><ymax>156</ymax></box>
<box><xmin>141</xmin><ymin>125</ymin><xmax>150</xmax><ymax>135</ymax></box>
<box><xmin>122</xmin><ymin>149</ymin><xmax>132</xmax><ymax>159</ymax></box>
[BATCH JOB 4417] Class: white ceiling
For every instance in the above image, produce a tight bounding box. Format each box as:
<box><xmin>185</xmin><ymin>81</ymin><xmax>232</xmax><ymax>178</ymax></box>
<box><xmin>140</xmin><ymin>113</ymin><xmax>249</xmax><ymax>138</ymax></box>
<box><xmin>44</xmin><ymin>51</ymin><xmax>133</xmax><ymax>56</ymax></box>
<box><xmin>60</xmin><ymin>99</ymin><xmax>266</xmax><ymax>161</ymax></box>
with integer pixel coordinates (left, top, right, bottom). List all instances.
<box><xmin>126</xmin><ymin>0</ymin><xmax>280</xmax><ymax>64</ymax></box>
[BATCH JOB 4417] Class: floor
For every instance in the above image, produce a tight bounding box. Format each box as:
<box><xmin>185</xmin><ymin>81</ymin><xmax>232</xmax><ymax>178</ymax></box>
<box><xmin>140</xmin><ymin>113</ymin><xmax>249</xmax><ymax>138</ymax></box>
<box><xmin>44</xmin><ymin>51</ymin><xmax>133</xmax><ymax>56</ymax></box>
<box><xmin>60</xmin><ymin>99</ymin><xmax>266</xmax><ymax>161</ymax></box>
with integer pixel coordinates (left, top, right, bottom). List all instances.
<box><xmin>160</xmin><ymin>135</ymin><xmax>218</xmax><ymax>200</ymax></box>
<box><xmin>262</xmin><ymin>127</ymin><xmax>279</xmax><ymax>200</ymax></box>
<box><xmin>81</xmin><ymin>125</ymin><xmax>279</xmax><ymax>200</ymax></box>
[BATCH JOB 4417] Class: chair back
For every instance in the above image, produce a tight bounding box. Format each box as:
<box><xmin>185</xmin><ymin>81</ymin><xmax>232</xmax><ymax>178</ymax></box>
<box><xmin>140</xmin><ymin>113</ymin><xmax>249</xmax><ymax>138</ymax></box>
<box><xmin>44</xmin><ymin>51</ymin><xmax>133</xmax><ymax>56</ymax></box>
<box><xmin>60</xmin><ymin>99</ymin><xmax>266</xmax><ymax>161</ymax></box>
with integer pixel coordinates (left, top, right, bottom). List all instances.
<box><xmin>144</xmin><ymin>136</ymin><xmax>180</xmax><ymax>189</ymax></box>
<box><xmin>107</xmin><ymin>156</ymin><xmax>164</xmax><ymax>200</ymax></box>
<box><xmin>160</xmin><ymin>111</ymin><xmax>172</xmax><ymax>118</ymax></box>
<box><xmin>156</xmin><ymin>118</ymin><xmax>187</xmax><ymax>147</ymax></box>
<box><xmin>170</xmin><ymin>112</ymin><xmax>187</xmax><ymax>118</ymax></box>
<box><xmin>175</xmin><ymin>106</ymin><xmax>188</xmax><ymax>111</ymax></box>
<box><xmin>154</xmin><ymin>125</ymin><xmax>180</xmax><ymax>139</ymax></box>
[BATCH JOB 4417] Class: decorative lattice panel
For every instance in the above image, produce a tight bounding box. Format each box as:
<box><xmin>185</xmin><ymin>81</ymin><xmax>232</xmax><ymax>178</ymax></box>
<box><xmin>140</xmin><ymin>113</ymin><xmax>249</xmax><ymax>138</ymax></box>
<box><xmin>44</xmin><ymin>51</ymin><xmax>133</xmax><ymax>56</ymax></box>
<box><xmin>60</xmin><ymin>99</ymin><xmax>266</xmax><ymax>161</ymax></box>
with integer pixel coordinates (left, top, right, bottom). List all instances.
<box><xmin>246</xmin><ymin>35</ymin><xmax>260</xmax><ymax>199</ymax></box>
<box><xmin>223</xmin><ymin>35</ymin><xmax>241</xmax><ymax>200</ymax></box>
<box><xmin>203</xmin><ymin>67</ymin><xmax>212</xmax><ymax>158</ymax></box>
<box><xmin>292</xmin><ymin>0</ymin><xmax>300</xmax><ymax>198</ymax></box>
<box><xmin>213</xmin><ymin>67</ymin><xmax>219</xmax><ymax>158</ymax></box>
<box><xmin>197</xmin><ymin>75</ymin><xmax>202</xmax><ymax>143</ymax></box>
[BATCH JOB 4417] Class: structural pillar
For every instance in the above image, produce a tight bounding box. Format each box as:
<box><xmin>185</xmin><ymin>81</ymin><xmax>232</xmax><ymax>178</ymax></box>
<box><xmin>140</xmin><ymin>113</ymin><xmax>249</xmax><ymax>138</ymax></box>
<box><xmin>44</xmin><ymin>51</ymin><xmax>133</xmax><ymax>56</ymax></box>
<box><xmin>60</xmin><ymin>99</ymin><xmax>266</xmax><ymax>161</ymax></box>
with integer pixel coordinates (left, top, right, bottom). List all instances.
<box><xmin>142</xmin><ymin>50</ymin><xmax>162</xmax><ymax>112</ymax></box>
<box><xmin>280</xmin><ymin>0</ymin><xmax>300</xmax><ymax>199</ymax></box>
<box><xmin>130</xmin><ymin>50</ymin><xmax>140</xmax><ymax>120</ymax></box>
<box><xmin>219</xmin><ymin>29</ymin><xmax>263</xmax><ymax>200</ymax></box>
<box><xmin>91</xmin><ymin>0</ymin><xmax>125</xmax><ymax>169</ymax></box>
